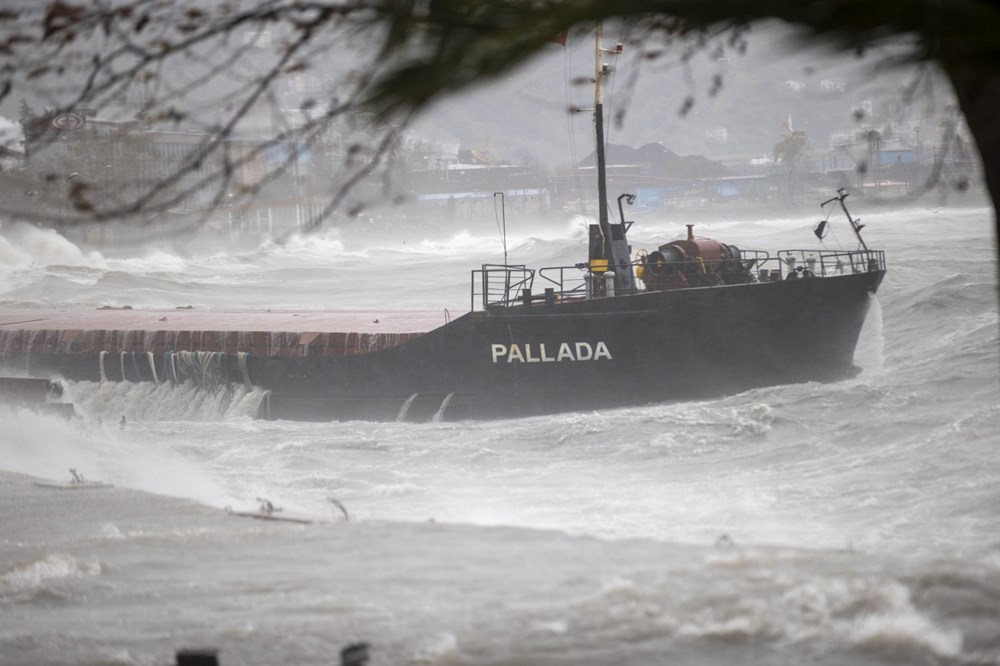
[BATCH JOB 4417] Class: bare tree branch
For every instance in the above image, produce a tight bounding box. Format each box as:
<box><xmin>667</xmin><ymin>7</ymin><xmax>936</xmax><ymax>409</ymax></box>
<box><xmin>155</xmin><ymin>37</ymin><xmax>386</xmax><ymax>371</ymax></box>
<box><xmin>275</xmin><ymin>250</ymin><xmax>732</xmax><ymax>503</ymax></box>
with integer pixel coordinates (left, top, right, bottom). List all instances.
<box><xmin>0</xmin><ymin>0</ymin><xmax>997</xmax><ymax>239</ymax></box>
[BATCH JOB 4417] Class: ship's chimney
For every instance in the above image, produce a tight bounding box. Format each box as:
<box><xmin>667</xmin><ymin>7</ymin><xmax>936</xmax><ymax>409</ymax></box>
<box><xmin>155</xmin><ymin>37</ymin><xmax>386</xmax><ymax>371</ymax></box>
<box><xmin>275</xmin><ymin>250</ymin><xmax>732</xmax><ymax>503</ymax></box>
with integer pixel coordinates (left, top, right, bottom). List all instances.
<box><xmin>686</xmin><ymin>224</ymin><xmax>694</xmax><ymax>241</ymax></box>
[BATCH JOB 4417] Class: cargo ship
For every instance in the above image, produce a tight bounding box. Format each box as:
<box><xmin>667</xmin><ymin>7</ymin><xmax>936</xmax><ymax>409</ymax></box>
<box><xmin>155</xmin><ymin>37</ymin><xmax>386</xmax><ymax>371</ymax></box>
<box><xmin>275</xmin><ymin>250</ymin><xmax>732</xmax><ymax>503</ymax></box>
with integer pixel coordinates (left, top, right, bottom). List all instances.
<box><xmin>0</xmin><ymin>28</ymin><xmax>885</xmax><ymax>422</ymax></box>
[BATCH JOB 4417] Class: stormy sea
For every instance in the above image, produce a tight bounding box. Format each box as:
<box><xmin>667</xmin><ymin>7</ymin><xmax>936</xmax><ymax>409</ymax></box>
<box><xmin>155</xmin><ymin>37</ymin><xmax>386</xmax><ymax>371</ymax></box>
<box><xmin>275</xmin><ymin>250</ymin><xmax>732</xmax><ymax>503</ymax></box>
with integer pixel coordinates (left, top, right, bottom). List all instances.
<box><xmin>0</xmin><ymin>200</ymin><xmax>997</xmax><ymax>666</ymax></box>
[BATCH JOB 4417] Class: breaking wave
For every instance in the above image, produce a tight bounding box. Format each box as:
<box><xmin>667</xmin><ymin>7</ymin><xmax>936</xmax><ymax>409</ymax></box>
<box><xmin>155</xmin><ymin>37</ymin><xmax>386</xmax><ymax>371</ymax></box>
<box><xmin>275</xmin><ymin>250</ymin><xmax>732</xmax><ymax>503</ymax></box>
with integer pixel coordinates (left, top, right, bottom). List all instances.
<box><xmin>62</xmin><ymin>380</ymin><xmax>268</xmax><ymax>422</ymax></box>
<box><xmin>0</xmin><ymin>553</ymin><xmax>102</xmax><ymax>602</ymax></box>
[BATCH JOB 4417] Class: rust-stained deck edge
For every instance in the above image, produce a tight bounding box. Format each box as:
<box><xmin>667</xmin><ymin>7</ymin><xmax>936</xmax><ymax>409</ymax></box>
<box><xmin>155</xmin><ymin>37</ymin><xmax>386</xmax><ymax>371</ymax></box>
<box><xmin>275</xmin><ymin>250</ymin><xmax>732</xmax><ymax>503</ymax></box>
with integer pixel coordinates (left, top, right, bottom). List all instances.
<box><xmin>0</xmin><ymin>308</ymin><xmax>452</xmax><ymax>358</ymax></box>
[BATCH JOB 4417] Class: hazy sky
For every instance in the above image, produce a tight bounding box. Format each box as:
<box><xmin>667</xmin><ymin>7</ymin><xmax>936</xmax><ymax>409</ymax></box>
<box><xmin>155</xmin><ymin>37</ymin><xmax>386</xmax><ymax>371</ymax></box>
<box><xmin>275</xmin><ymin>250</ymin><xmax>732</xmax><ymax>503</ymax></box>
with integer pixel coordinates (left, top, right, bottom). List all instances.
<box><xmin>409</xmin><ymin>21</ymin><xmax>954</xmax><ymax>168</ymax></box>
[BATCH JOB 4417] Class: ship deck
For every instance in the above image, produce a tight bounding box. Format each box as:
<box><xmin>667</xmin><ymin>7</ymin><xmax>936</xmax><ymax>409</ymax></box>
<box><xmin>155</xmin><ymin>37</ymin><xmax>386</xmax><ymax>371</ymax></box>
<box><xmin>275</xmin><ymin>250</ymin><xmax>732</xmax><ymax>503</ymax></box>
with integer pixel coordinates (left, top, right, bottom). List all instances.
<box><xmin>0</xmin><ymin>308</ymin><xmax>448</xmax><ymax>334</ymax></box>
<box><xmin>0</xmin><ymin>308</ymin><xmax>451</xmax><ymax>358</ymax></box>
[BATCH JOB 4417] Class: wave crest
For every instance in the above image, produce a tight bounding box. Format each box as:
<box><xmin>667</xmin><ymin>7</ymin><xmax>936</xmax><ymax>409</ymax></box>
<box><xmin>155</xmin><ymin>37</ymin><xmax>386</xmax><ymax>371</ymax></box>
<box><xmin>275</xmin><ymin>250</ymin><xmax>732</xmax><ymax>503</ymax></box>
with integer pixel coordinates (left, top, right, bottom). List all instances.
<box><xmin>0</xmin><ymin>553</ymin><xmax>102</xmax><ymax>601</ymax></box>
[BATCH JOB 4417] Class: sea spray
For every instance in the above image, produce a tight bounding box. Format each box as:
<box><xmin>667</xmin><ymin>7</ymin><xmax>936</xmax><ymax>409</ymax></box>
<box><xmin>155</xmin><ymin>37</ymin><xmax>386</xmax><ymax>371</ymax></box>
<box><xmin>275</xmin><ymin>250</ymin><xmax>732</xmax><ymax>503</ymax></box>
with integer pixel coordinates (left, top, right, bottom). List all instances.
<box><xmin>396</xmin><ymin>393</ymin><xmax>418</xmax><ymax>421</ymax></box>
<box><xmin>62</xmin><ymin>380</ymin><xmax>267</xmax><ymax>422</ymax></box>
<box><xmin>0</xmin><ymin>222</ymin><xmax>107</xmax><ymax>272</ymax></box>
<box><xmin>855</xmin><ymin>293</ymin><xmax>886</xmax><ymax>377</ymax></box>
<box><xmin>2</xmin><ymin>402</ymin><xmax>236</xmax><ymax>506</ymax></box>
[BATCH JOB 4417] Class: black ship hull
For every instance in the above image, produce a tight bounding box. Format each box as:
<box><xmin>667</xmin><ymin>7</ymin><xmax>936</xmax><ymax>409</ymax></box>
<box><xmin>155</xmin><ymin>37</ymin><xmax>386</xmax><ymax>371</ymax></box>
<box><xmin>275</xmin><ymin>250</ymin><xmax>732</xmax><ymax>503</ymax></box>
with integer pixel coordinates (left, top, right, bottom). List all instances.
<box><xmin>252</xmin><ymin>269</ymin><xmax>883</xmax><ymax>421</ymax></box>
<box><xmin>3</xmin><ymin>259</ymin><xmax>883</xmax><ymax>422</ymax></box>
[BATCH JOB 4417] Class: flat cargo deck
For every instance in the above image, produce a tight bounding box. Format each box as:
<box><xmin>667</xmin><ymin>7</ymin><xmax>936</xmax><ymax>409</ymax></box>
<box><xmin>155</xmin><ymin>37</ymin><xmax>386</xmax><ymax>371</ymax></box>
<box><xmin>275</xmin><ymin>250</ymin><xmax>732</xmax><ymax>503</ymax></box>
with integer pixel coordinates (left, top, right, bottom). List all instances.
<box><xmin>0</xmin><ymin>308</ymin><xmax>449</xmax><ymax>358</ymax></box>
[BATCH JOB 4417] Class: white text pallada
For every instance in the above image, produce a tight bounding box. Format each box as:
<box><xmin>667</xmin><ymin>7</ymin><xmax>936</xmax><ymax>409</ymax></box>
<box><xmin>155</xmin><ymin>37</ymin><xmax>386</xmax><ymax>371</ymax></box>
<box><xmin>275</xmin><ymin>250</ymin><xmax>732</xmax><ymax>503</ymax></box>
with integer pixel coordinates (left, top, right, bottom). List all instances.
<box><xmin>491</xmin><ymin>341</ymin><xmax>613</xmax><ymax>364</ymax></box>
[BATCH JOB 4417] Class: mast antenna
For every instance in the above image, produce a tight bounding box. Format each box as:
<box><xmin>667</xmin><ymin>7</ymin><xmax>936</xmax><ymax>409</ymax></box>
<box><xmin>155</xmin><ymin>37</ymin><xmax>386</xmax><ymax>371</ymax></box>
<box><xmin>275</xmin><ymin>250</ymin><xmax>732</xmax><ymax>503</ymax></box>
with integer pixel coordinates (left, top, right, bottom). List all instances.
<box><xmin>819</xmin><ymin>188</ymin><xmax>868</xmax><ymax>251</ymax></box>
<box><xmin>591</xmin><ymin>23</ymin><xmax>635</xmax><ymax>293</ymax></box>
<box><xmin>594</xmin><ymin>22</ymin><xmax>622</xmax><ymax>260</ymax></box>
<box><xmin>493</xmin><ymin>191</ymin><xmax>508</xmax><ymax>265</ymax></box>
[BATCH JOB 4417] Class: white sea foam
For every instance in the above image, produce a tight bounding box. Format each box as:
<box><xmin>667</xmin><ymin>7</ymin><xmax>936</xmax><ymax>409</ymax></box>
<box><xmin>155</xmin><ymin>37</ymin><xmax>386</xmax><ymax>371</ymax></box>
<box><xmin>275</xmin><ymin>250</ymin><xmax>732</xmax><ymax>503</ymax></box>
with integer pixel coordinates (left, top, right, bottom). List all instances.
<box><xmin>411</xmin><ymin>632</ymin><xmax>459</xmax><ymax>664</ymax></box>
<box><xmin>0</xmin><ymin>553</ymin><xmax>101</xmax><ymax>597</ymax></box>
<box><xmin>257</xmin><ymin>230</ymin><xmax>350</xmax><ymax>258</ymax></box>
<box><xmin>0</xmin><ymin>222</ymin><xmax>107</xmax><ymax>271</ymax></box>
<box><xmin>109</xmin><ymin>250</ymin><xmax>190</xmax><ymax>274</ymax></box>
<box><xmin>62</xmin><ymin>380</ymin><xmax>266</xmax><ymax>422</ymax></box>
<box><xmin>97</xmin><ymin>523</ymin><xmax>125</xmax><ymax>540</ymax></box>
<box><xmin>855</xmin><ymin>293</ymin><xmax>886</xmax><ymax>376</ymax></box>
<box><xmin>0</xmin><ymin>401</ymin><xmax>234</xmax><ymax>507</ymax></box>
<box><xmin>851</xmin><ymin>610</ymin><xmax>964</xmax><ymax>659</ymax></box>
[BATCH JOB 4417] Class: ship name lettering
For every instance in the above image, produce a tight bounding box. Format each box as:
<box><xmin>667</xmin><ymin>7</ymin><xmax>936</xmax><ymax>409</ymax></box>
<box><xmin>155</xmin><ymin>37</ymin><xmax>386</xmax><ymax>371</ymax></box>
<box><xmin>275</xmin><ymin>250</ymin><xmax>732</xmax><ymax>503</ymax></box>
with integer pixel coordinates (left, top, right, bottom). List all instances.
<box><xmin>490</xmin><ymin>341</ymin><xmax>612</xmax><ymax>364</ymax></box>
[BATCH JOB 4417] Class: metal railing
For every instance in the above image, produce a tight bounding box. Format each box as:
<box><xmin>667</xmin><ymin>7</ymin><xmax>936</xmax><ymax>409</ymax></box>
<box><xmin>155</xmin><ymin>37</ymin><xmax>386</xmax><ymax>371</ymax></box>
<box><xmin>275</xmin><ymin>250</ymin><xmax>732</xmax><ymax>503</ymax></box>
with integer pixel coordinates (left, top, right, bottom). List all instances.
<box><xmin>472</xmin><ymin>264</ymin><xmax>534</xmax><ymax>310</ymax></box>
<box><xmin>775</xmin><ymin>249</ymin><xmax>886</xmax><ymax>278</ymax></box>
<box><xmin>471</xmin><ymin>249</ymin><xmax>885</xmax><ymax>311</ymax></box>
<box><xmin>538</xmin><ymin>265</ymin><xmax>590</xmax><ymax>299</ymax></box>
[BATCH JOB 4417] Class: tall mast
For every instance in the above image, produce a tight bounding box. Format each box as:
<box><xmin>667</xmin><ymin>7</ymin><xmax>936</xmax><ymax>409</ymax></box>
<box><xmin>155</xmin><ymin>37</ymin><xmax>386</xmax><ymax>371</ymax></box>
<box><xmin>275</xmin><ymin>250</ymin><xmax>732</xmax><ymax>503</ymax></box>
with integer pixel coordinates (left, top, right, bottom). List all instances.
<box><xmin>591</xmin><ymin>24</ymin><xmax>635</xmax><ymax>293</ymax></box>
<box><xmin>594</xmin><ymin>23</ymin><xmax>611</xmax><ymax>259</ymax></box>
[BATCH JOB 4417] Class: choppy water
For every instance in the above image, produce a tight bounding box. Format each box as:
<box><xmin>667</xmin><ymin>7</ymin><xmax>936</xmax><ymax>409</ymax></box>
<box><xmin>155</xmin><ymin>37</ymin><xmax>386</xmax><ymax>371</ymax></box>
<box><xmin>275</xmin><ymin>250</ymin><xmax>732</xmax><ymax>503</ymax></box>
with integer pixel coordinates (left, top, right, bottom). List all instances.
<box><xmin>1</xmin><ymin>200</ymin><xmax>998</xmax><ymax>666</ymax></box>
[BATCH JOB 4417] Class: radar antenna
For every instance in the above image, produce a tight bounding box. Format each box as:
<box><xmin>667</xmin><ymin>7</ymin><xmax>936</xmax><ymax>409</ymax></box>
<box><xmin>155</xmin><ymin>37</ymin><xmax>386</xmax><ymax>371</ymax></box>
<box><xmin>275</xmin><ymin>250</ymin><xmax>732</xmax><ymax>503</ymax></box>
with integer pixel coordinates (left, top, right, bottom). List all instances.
<box><xmin>819</xmin><ymin>188</ymin><xmax>868</xmax><ymax>251</ymax></box>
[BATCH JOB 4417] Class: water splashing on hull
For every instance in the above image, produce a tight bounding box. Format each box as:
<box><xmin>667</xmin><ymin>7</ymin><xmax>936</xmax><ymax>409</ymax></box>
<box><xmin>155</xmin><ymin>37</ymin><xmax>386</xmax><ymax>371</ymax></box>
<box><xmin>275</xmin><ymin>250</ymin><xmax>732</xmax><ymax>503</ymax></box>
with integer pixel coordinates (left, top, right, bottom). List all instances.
<box><xmin>61</xmin><ymin>380</ymin><xmax>268</xmax><ymax>422</ymax></box>
<box><xmin>396</xmin><ymin>393</ymin><xmax>418</xmax><ymax>422</ymax></box>
<box><xmin>432</xmin><ymin>392</ymin><xmax>454</xmax><ymax>422</ymax></box>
